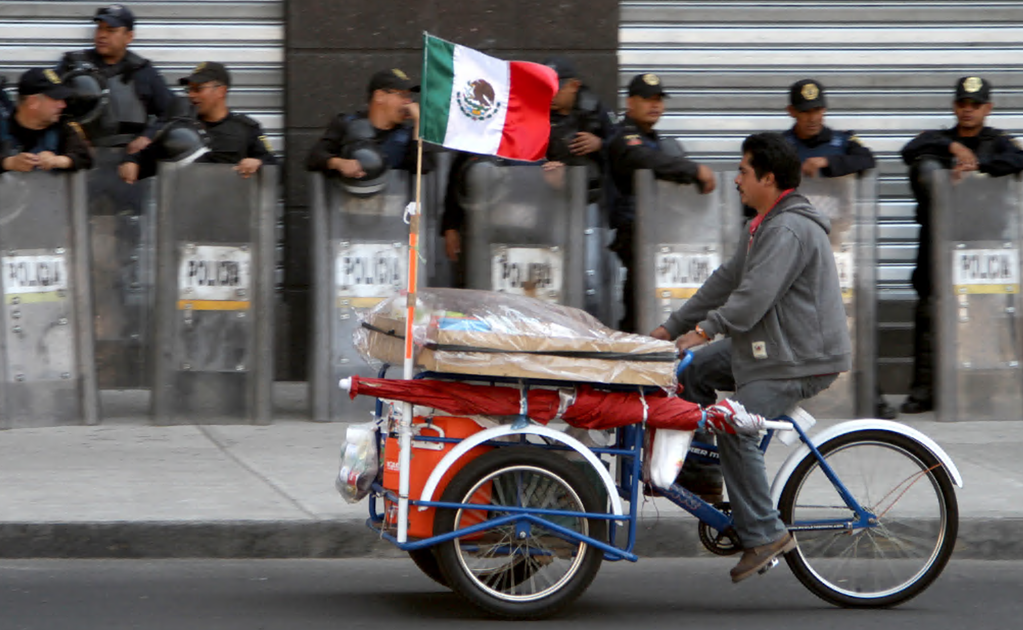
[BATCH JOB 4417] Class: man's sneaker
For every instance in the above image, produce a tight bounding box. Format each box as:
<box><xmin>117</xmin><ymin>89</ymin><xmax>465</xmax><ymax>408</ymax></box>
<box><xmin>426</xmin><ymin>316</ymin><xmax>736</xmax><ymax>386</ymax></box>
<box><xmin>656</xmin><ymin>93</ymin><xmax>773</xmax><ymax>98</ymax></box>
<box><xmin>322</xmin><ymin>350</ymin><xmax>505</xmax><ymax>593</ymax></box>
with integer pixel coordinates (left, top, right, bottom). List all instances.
<box><xmin>729</xmin><ymin>532</ymin><xmax>796</xmax><ymax>583</ymax></box>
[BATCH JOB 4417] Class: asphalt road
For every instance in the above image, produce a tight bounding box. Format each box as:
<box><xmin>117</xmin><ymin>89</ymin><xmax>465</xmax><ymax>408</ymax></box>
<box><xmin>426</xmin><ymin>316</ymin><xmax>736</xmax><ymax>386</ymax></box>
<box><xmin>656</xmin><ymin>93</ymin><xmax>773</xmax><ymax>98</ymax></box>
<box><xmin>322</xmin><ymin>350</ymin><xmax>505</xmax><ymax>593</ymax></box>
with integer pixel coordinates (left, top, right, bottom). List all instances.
<box><xmin>0</xmin><ymin>558</ymin><xmax>1011</xmax><ymax>629</ymax></box>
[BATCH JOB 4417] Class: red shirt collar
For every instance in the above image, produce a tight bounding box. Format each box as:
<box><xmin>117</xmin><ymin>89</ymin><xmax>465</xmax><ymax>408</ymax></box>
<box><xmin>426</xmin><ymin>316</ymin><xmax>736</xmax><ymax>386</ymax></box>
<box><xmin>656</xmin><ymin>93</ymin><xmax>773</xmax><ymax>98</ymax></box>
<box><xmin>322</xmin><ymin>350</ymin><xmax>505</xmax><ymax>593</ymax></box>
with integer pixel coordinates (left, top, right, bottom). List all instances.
<box><xmin>748</xmin><ymin>188</ymin><xmax>796</xmax><ymax>235</ymax></box>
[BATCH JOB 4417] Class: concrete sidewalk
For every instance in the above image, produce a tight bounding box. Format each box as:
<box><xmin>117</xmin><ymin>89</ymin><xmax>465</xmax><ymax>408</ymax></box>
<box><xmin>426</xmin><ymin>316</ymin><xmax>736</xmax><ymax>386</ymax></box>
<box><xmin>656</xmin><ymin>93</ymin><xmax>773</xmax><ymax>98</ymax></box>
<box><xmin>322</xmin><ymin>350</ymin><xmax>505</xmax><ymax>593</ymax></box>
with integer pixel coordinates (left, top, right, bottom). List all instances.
<box><xmin>1</xmin><ymin>386</ymin><xmax>1020</xmax><ymax>559</ymax></box>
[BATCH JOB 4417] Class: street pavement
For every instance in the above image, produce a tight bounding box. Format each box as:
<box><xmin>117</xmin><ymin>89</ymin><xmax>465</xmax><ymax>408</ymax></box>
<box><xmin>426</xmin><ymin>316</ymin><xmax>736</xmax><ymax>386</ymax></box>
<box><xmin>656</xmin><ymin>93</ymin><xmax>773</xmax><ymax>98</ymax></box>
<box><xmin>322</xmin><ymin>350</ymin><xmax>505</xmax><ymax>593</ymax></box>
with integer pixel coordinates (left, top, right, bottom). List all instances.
<box><xmin>0</xmin><ymin>384</ymin><xmax>1020</xmax><ymax>559</ymax></box>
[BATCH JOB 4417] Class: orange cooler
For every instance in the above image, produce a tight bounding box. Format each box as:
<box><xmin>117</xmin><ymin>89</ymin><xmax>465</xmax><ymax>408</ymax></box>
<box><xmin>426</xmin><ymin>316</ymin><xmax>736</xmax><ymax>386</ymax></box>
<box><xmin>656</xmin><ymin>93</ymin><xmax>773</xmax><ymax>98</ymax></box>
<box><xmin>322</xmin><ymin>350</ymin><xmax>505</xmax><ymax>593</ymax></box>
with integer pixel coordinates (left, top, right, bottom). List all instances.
<box><xmin>383</xmin><ymin>416</ymin><xmax>493</xmax><ymax>538</ymax></box>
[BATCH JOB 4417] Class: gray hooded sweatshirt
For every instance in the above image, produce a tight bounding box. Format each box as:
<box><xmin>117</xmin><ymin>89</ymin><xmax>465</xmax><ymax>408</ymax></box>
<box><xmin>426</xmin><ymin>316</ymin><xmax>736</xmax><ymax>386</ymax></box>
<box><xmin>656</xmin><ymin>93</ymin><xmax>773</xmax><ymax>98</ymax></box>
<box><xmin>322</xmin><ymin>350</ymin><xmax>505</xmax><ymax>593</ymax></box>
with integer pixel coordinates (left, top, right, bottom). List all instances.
<box><xmin>662</xmin><ymin>191</ymin><xmax>851</xmax><ymax>385</ymax></box>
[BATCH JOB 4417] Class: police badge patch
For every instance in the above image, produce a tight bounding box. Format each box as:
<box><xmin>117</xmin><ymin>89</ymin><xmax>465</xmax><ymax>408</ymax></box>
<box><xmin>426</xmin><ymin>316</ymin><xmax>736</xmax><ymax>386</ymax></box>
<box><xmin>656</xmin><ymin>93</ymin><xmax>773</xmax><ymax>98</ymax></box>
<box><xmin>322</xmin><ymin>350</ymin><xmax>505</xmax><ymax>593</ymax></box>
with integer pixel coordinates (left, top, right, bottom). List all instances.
<box><xmin>801</xmin><ymin>83</ymin><xmax>820</xmax><ymax>101</ymax></box>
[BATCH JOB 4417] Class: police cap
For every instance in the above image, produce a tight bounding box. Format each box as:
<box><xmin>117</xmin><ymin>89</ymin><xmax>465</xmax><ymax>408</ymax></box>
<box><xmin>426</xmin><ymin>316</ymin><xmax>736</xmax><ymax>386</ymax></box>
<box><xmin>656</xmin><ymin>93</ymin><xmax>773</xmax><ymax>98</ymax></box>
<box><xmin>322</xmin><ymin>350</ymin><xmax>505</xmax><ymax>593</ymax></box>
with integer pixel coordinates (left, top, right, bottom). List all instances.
<box><xmin>367</xmin><ymin>69</ymin><xmax>420</xmax><ymax>98</ymax></box>
<box><xmin>789</xmin><ymin>79</ymin><xmax>827</xmax><ymax>111</ymax></box>
<box><xmin>179</xmin><ymin>61</ymin><xmax>231</xmax><ymax>87</ymax></box>
<box><xmin>94</xmin><ymin>4</ymin><xmax>135</xmax><ymax>30</ymax></box>
<box><xmin>543</xmin><ymin>56</ymin><xmax>578</xmax><ymax>86</ymax></box>
<box><xmin>955</xmin><ymin>76</ymin><xmax>991</xmax><ymax>104</ymax></box>
<box><xmin>18</xmin><ymin>68</ymin><xmax>75</xmax><ymax>100</ymax></box>
<box><xmin>627</xmin><ymin>73</ymin><xmax>668</xmax><ymax>99</ymax></box>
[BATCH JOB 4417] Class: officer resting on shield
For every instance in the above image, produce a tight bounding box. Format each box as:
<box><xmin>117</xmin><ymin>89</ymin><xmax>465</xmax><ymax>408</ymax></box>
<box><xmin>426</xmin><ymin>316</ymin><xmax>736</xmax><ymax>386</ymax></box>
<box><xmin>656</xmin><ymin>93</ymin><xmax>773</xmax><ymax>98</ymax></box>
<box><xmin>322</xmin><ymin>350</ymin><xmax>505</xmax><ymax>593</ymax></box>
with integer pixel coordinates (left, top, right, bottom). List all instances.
<box><xmin>607</xmin><ymin>73</ymin><xmax>716</xmax><ymax>335</ymax></box>
<box><xmin>540</xmin><ymin>56</ymin><xmax>617</xmax><ymax>199</ymax></box>
<box><xmin>306</xmin><ymin>68</ymin><xmax>434</xmax><ymax>192</ymax></box>
<box><xmin>118</xmin><ymin>62</ymin><xmax>277</xmax><ymax>183</ymax></box>
<box><xmin>607</xmin><ymin>73</ymin><xmax>719</xmax><ymax>504</ymax></box>
<box><xmin>781</xmin><ymin>78</ymin><xmax>898</xmax><ymax>420</ymax></box>
<box><xmin>441</xmin><ymin>57</ymin><xmax>616</xmax><ymax>266</ymax></box>
<box><xmin>0</xmin><ymin>69</ymin><xmax>93</xmax><ymax>174</ymax></box>
<box><xmin>899</xmin><ymin>76</ymin><xmax>1023</xmax><ymax>414</ymax></box>
<box><xmin>55</xmin><ymin>4</ymin><xmax>174</xmax><ymax>154</ymax></box>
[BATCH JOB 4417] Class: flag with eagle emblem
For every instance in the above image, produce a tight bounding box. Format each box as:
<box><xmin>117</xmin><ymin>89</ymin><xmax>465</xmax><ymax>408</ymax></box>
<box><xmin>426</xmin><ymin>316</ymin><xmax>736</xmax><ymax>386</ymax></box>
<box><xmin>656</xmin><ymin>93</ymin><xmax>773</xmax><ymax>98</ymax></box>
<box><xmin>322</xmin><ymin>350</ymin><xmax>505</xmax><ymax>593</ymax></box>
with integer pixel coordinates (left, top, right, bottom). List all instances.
<box><xmin>420</xmin><ymin>33</ymin><xmax>558</xmax><ymax>161</ymax></box>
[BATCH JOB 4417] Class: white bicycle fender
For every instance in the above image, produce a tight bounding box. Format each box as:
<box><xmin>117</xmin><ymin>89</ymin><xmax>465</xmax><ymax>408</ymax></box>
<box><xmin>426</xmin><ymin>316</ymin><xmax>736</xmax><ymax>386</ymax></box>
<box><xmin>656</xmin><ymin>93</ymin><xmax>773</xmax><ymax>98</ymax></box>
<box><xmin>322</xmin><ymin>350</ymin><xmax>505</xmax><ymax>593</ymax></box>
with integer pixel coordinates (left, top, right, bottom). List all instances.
<box><xmin>769</xmin><ymin>419</ymin><xmax>964</xmax><ymax>506</ymax></box>
<box><xmin>417</xmin><ymin>424</ymin><xmax>625</xmax><ymax>520</ymax></box>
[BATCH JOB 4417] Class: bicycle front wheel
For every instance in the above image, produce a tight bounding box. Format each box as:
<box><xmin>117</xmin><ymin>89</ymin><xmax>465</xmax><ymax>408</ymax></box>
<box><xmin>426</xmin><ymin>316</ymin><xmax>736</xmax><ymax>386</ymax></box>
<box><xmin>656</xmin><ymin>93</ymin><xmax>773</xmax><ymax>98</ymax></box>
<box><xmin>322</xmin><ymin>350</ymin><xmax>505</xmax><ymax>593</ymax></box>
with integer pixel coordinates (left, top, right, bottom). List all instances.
<box><xmin>778</xmin><ymin>430</ymin><xmax>958</xmax><ymax>608</ymax></box>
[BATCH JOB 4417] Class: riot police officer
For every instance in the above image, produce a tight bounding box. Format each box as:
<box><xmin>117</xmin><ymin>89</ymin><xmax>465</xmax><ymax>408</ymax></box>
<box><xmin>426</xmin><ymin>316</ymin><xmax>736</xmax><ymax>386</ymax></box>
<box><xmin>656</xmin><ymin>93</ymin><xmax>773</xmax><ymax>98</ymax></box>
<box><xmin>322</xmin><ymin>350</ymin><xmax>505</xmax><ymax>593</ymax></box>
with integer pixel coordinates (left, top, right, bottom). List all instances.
<box><xmin>784</xmin><ymin>79</ymin><xmax>875</xmax><ymax>178</ymax></box>
<box><xmin>118</xmin><ymin>62</ymin><xmax>276</xmax><ymax>182</ymax></box>
<box><xmin>306</xmin><ymin>68</ymin><xmax>433</xmax><ymax>192</ymax></box>
<box><xmin>900</xmin><ymin>76</ymin><xmax>1023</xmax><ymax>413</ymax></box>
<box><xmin>55</xmin><ymin>4</ymin><xmax>174</xmax><ymax>152</ymax></box>
<box><xmin>607</xmin><ymin>73</ymin><xmax>716</xmax><ymax>334</ymax></box>
<box><xmin>0</xmin><ymin>69</ymin><xmax>93</xmax><ymax>174</ymax></box>
<box><xmin>609</xmin><ymin>73</ymin><xmax>718</xmax><ymax>504</ymax></box>
<box><xmin>782</xmin><ymin>79</ymin><xmax>896</xmax><ymax>419</ymax></box>
<box><xmin>541</xmin><ymin>56</ymin><xmax>616</xmax><ymax>199</ymax></box>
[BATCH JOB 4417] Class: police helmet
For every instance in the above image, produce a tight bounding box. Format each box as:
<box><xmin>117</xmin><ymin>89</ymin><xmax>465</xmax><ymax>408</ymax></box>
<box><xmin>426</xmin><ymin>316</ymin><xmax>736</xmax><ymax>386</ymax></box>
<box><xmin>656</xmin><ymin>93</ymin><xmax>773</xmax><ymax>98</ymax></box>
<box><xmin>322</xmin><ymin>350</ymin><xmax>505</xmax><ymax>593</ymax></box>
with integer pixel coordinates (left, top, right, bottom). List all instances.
<box><xmin>339</xmin><ymin>118</ymin><xmax>389</xmax><ymax>196</ymax></box>
<box><xmin>154</xmin><ymin>118</ymin><xmax>210</xmax><ymax>164</ymax></box>
<box><xmin>60</xmin><ymin>66</ymin><xmax>109</xmax><ymax>125</ymax></box>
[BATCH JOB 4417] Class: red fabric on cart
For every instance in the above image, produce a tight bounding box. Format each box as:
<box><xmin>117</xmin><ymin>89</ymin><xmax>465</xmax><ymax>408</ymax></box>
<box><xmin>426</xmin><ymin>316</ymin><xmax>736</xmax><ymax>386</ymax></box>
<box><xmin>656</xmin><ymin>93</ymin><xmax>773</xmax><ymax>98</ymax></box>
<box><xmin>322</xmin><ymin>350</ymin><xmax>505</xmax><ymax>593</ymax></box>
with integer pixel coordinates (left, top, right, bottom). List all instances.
<box><xmin>347</xmin><ymin>376</ymin><xmax>704</xmax><ymax>430</ymax></box>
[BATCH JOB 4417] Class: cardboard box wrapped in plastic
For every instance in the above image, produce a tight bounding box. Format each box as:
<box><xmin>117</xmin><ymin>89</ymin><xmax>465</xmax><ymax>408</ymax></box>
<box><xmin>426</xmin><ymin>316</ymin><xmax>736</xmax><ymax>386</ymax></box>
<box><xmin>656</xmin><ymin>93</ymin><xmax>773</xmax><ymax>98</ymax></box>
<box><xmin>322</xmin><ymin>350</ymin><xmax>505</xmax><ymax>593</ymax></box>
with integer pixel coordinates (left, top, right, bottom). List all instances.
<box><xmin>354</xmin><ymin>288</ymin><xmax>678</xmax><ymax>388</ymax></box>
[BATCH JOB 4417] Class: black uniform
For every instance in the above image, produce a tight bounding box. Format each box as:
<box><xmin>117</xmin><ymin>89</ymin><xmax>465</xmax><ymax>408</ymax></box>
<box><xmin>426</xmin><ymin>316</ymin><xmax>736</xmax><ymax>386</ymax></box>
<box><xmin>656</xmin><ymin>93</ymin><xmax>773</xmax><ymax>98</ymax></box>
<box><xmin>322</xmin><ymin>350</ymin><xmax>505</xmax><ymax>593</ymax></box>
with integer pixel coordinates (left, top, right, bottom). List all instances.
<box><xmin>56</xmin><ymin>49</ymin><xmax>174</xmax><ymax>145</ymax></box>
<box><xmin>900</xmin><ymin>125</ymin><xmax>1023</xmax><ymax>406</ymax></box>
<box><xmin>124</xmin><ymin>111</ymin><xmax>276</xmax><ymax>179</ymax></box>
<box><xmin>607</xmin><ymin>115</ymin><xmax>706</xmax><ymax>332</ymax></box>
<box><xmin>547</xmin><ymin>86</ymin><xmax>617</xmax><ymax>202</ymax></box>
<box><xmin>784</xmin><ymin>126</ymin><xmax>875</xmax><ymax>177</ymax></box>
<box><xmin>305</xmin><ymin>112</ymin><xmax>433</xmax><ymax>174</ymax></box>
<box><xmin>0</xmin><ymin>115</ymin><xmax>93</xmax><ymax>174</ymax></box>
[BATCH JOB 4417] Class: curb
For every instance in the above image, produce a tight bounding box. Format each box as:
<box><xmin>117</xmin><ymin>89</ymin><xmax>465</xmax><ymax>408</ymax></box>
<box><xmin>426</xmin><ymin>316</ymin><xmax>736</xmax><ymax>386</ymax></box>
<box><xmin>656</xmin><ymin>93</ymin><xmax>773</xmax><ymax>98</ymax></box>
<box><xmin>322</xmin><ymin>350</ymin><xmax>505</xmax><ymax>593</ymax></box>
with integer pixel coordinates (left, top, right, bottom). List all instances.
<box><xmin>2</xmin><ymin>517</ymin><xmax>1018</xmax><ymax>560</ymax></box>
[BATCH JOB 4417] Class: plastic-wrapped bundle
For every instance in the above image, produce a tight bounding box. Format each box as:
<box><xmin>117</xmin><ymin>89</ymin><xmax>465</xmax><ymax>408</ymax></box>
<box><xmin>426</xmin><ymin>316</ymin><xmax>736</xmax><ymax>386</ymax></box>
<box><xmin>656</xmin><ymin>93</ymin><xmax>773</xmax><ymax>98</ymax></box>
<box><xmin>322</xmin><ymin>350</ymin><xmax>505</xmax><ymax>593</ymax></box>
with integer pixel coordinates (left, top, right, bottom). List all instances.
<box><xmin>335</xmin><ymin>421</ymin><xmax>380</xmax><ymax>504</ymax></box>
<box><xmin>354</xmin><ymin>288</ymin><xmax>678</xmax><ymax>387</ymax></box>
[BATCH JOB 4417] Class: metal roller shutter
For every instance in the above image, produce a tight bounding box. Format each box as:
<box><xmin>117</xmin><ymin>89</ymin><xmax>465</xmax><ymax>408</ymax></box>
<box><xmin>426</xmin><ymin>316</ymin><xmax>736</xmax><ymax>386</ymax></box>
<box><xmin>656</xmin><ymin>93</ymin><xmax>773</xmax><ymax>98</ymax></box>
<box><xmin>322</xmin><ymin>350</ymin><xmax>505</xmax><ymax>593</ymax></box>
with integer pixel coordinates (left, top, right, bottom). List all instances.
<box><xmin>619</xmin><ymin>0</ymin><xmax>1023</xmax><ymax>391</ymax></box>
<box><xmin>0</xmin><ymin>0</ymin><xmax>284</xmax><ymax>153</ymax></box>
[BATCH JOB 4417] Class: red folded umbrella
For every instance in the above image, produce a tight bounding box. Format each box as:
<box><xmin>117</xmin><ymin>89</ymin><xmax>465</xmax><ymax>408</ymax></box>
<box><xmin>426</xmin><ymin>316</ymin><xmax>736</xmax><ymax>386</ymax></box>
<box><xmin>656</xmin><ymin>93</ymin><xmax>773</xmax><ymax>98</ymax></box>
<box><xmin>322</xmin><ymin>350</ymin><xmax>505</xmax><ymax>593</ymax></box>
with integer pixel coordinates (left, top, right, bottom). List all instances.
<box><xmin>343</xmin><ymin>375</ymin><xmax>704</xmax><ymax>431</ymax></box>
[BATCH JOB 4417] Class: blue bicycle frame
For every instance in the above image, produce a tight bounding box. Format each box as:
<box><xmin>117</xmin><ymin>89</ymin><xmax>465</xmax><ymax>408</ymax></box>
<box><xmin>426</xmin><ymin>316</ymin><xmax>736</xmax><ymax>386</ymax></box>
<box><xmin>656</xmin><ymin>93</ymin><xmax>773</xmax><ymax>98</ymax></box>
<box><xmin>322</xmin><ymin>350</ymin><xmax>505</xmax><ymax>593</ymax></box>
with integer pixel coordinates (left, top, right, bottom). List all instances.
<box><xmin>364</xmin><ymin>352</ymin><xmax>879</xmax><ymax>560</ymax></box>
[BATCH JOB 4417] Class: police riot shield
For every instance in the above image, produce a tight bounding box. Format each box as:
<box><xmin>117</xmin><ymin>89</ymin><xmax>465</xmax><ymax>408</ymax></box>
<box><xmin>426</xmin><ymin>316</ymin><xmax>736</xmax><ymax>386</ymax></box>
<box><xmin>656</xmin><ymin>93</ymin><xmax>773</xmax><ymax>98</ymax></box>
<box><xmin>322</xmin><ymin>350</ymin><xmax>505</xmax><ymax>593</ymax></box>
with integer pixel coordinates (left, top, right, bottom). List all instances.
<box><xmin>151</xmin><ymin>163</ymin><xmax>277</xmax><ymax>424</ymax></box>
<box><xmin>462</xmin><ymin>163</ymin><xmax>588</xmax><ymax>308</ymax></box>
<box><xmin>88</xmin><ymin>147</ymin><xmax>155</xmax><ymax>389</ymax></box>
<box><xmin>635</xmin><ymin>170</ymin><xmax>735</xmax><ymax>337</ymax></box>
<box><xmin>309</xmin><ymin>170</ymin><xmax>420</xmax><ymax>423</ymax></box>
<box><xmin>0</xmin><ymin>171</ymin><xmax>99</xmax><ymax>428</ymax></box>
<box><xmin>932</xmin><ymin>171</ymin><xmax>1023</xmax><ymax>421</ymax></box>
<box><xmin>794</xmin><ymin>174</ymin><xmax>877</xmax><ymax>419</ymax></box>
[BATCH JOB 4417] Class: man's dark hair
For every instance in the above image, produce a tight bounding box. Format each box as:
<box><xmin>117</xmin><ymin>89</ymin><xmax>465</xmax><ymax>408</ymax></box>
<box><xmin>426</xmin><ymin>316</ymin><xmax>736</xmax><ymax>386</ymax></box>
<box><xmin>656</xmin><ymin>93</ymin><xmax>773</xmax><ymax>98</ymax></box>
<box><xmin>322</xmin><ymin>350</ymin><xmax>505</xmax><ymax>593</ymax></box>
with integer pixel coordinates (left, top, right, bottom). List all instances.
<box><xmin>741</xmin><ymin>132</ymin><xmax>801</xmax><ymax>190</ymax></box>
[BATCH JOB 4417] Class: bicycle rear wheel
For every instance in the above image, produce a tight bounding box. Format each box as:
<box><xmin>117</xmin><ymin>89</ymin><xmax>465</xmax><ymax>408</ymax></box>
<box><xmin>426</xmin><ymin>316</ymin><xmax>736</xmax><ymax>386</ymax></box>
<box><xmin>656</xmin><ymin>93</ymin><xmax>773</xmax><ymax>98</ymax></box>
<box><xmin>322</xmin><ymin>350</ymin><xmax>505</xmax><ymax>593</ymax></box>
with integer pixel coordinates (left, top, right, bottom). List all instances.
<box><xmin>778</xmin><ymin>430</ymin><xmax>958</xmax><ymax>608</ymax></box>
<box><xmin>433</xmin><ymin>447</ymin><xmax>605</xmax><ymax>619</ymax></box>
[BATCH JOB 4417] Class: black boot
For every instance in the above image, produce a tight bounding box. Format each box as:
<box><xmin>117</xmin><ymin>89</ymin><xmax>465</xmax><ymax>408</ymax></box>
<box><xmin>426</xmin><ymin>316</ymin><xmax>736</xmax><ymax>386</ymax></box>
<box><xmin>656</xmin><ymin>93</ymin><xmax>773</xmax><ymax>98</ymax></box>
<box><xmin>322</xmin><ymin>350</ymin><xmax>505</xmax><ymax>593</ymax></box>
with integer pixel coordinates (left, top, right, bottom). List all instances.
<box><xmin>902</xmin><ymin>296</ymin><xmax>934</xmax><ymax>414</ymax></box>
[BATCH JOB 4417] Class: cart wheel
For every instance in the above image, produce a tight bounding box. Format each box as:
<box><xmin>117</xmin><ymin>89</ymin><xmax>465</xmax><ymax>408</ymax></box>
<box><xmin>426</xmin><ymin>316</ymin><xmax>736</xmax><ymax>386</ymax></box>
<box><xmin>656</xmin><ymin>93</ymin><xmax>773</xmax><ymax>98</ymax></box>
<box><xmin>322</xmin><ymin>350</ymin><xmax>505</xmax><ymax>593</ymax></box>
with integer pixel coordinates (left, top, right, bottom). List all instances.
<box><xmin>779</xmin><ymin>430</ymin><xmax>958</xmax><ymax>608</ymax></box>
<box><xmin>408</xmin><ymin>548</ymin><xmax>448</xmax><ymax>587</ymax></box>
<box><xmin>433</xmin><ymin>446</ymin><xmax>606</xmax><ymax>619</ymax></box>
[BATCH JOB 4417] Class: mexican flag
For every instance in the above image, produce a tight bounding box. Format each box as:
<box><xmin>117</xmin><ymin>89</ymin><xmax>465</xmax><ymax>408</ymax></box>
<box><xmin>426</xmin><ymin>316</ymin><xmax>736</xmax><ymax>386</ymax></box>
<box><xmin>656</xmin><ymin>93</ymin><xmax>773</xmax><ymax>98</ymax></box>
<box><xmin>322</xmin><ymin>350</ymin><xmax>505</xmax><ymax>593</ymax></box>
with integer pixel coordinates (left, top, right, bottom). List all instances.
<box><xmin>420</xmin><ymin>34</ymin><xmax>559</xmax><ymax>161</ymax></box>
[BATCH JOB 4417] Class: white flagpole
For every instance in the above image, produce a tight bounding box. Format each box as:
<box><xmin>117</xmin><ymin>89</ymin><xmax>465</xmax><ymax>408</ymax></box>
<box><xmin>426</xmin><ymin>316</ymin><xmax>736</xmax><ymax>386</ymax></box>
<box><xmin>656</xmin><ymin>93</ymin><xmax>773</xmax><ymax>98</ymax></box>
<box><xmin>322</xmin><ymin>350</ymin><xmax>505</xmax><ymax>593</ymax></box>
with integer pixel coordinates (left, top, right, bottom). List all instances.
<box><xmin>397</xmin><ymin>77</ymin><xmax>426</xmax><ymax>545</ymax></box>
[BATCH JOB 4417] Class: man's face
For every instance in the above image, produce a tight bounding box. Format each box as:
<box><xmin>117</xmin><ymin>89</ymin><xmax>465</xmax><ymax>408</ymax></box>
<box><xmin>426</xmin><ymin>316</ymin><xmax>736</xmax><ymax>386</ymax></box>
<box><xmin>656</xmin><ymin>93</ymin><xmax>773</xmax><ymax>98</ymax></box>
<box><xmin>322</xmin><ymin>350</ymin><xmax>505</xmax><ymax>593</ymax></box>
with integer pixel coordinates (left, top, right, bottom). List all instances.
<box><xmin>627</xmin><ymin>94</ymin><xmax>664</xmax><ymax>126</ymax></box>
<box><xmin>372</xmin><ymin>88</ymin><xmax>413</xmax><ymax>124</ymax></box>
<box><xmin>788</xmin><ymin>106</ymin><xmax>826</xmax><ymax>139</ymax></box>
<box><xmin>734</xmin><ymin>152</ymin><xmax>774</xmax><ymax>210</ymax></box>
<box><xmin>551</xmin><ymin>79</ymin><xmax>580</xmax><ymax>112</ymax></box>
<box><xmin>187</xmin><ymin>81</ymin><xmax>227</xmax><ymax>118</ymax></box>
<box><xmin>954</xmin><ymin>99</ymin><xmax>991</xmax><ymax>131</ymax></box>
<box><xmin>28</xmin><ymin>94</ymin><xmax>67</xmax><ymax>127</ymax></box>
<box><xmin>94</xmin><ymin>22</ymin><xmax>133</xmax><ymax>59</ymax></box>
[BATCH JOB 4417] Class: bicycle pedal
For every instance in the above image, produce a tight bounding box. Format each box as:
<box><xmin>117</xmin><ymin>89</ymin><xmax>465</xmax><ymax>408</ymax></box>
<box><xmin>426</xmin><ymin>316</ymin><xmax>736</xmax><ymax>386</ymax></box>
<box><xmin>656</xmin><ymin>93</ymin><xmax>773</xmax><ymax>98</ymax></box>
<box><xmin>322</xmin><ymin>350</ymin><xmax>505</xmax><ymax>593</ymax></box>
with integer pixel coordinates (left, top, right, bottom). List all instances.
<box><xmin>758</xmin><ymin>557</ymin><xmax>779</xmax><ymax>575</ymax></box>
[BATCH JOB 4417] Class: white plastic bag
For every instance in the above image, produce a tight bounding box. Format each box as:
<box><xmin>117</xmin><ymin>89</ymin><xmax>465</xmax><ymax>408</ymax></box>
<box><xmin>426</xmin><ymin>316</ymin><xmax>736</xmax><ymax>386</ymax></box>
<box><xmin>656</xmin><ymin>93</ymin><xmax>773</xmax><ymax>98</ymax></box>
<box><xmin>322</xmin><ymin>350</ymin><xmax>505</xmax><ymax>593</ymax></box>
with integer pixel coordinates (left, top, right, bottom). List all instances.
<box><xmin>648</xmin><ymin>428</ymin><xmax>694</xmax><ymax>489</ymax></box>
<box><xmin>777</xmin><ymin>406</ymin><xmax>816</xmax><ymax>446</ymax></box>
<box><xmin>335</xmin><ymin>421</ymin><xmax>380</xmax><ymax>504</ymax></box>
